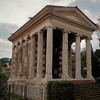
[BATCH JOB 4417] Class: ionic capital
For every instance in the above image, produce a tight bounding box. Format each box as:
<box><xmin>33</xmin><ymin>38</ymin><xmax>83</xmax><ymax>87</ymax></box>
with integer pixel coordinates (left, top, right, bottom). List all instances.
<box><xmin>37</xmin><ymin>30</ymin><xmax>42</xmax><ymax>34</ymax></box>
<box><xmin>75</xmin><ymin>33</ymin><xmax>82</xmax><ymax>37</ymax></box>
<box><xmin>62</xmin><ymin>29</ymin><xmax>70</xmax><ymax>34</ymax></box>
<box><xmin>17</xmin><ymin>42</ymin><xmax>20</xmax><ymax>47</ymax></box>
<box><xmin>24</xmin><ymin>37</ymin><xmax>28</xmax><ymax>41</ymax></box>
<box><xmin>22</xmin><ymin>40</ymin><xmax>28</xmax><ymax>46</ymax></box>
<box><xmin>86</xmin><ymin>37</ymin><xmax>92</xmax><ymax>40</ymax></box>
<box><xmin>46</xmin><ymin>25</ymin><xmax>55</xmax><ymax>30</ymax></box>
<box><xmin>13</xmin><ymin>45</ymin><xmax>16</xmax><ymax>48</ymax></box>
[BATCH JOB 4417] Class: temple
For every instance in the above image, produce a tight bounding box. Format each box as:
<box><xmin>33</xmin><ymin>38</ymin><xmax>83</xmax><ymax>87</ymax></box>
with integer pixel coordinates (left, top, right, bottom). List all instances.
<box><xmin>8</xmin><ymin>5</ymin><xmax>97</xmax><ymax>100</ymax></box>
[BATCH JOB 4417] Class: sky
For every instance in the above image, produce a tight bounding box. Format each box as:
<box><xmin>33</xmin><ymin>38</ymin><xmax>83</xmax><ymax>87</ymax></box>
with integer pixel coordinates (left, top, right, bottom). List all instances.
<box><xmin>0</xmin><ymin>0</ymin><xmax>100</xmax><ymax>58</ymax></box>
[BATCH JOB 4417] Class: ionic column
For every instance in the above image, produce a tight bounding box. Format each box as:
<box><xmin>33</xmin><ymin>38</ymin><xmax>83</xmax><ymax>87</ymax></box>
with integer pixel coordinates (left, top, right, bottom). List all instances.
<box><xmin>68</xmin><ymin>43</ymin><xmax>73</xmax><ymax>78</ymax></box>
<box><xmin>45</xmin><ymin>26</ymin><xmax>53</xmax><ymax>79</ymax></box>
<box><xmin>24</xmin><ymin>40</ymin><xmax>28</xmax><ymax>79</ymax></box>
<box><xmin>22</xmin><ymin>40</ymin><xmax>28</xmax><ymax>79</ymax></box>
<box><xmin>75</xmin><ymin>34</ymin><xmax>83</xmax><ymax>79</ymax></box>
<box><xmin>22</xmin><ymin>41</ymin><xmax>25</xmax><ymax>79</ymax></box>
<box><xmin>18</xmin><ymin>42</ymin><xmax>23</xmax><ymax>78</ymax></box>
<box><xmin>36</xmin><ymin>31</ymin><xmax>43</xmax><ymax>78</ymax></box>
<box><xmin>10</xmin><ymin>45</ymin><xmax>15</xmax><ymax>79</ymax></box>
<box><xmin>17</xmin><ymin>43</ymin><xmax>21</xmax><ymax>79</ymax></box>
<box><xmin>27</xmin><ymin>38</ymin><xmax>31</xmax><ymax>79</ymax></box>
<box><xmin>62</xmin><ymin>30</ymin><xmax>70</xmax><ymax>80</ymax></box>
<box><xmin>13</xmin><ymin>46</ymin><xmax>16</xmax><ymax>78</ymax></box>
<box><xmin>29</xmin><ymin>35</ymin><xmax>35</xmax><ymax>79</ymax></box>
<box><xmin>86</xmin><ymin>37</ymin><xmax>94</xmax><ymax>80</ymax></box>
<box><xmin>14</xmin><ymin>45</ymin><xmax>18</xmax><ymax>78</ymax></box>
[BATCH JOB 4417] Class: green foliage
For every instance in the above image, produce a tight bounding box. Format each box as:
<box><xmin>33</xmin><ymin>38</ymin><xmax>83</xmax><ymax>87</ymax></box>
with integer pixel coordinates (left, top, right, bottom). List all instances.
<box><xmin>81</xmin><ymin>48</ymin><xmax>86</xmax><ymax>67</ymax></box>
<box><xmin>92</xmin><ymin>49</ymin><xmax>100</xmax><ymax>78</ymax></box>
<box><xmin>0</xmin><ymin>70</ymin><xmax>8</xmax><ymax>100</ymax></box>
<box><xmin>81</xmin><ymin>48</ymin><xmax>100</xmax><ymax>78</ymax></box>
<box><xmin>96</xmin><ymin>77</ymin><xmax>100</xmax><ymax>83</ymax></box>
<box><xmin>1</xmin><ymin>58</ymin><xmax>11</xmax><ymax>64</ymax></box>
<box><xmin>10</xmin><ymin>93</ymin><xmax>29</xmax><ymax>100</ymax></box>
<box><xmin>0</xmin><ymin>59</ymin><xmax>5</xmax><ymax>68</ymax></box>
<box><xmin>47</xmin><ymin>80</ymin><xmax>74</xmax><ymax>100</ymax></box>
<box><xmin>0</xmin><ymin>58</ymin><xmax>11</xmax><ymax>68</ymax></box>
<box><xmin>81</xmin><ymin>48</ymin><xmax>86</xmax><ymax>78</ymax></box>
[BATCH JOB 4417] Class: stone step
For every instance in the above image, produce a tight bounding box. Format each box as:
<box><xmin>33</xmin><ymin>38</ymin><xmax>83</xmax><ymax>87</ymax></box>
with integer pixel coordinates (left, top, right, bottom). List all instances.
<box><xmin>74</xmin><ymin>82</ymin><xmax>100</xmax><ymax>100</ymax></box>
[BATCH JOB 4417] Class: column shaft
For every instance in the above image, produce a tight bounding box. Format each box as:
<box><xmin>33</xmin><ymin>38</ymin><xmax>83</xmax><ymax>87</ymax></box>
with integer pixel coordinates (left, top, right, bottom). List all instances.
<box><xmin>15</xmin><ymin>45</ymin><xmax>18</xmax><ymax>78</ymax></box>
<box><xmin>27</xmin><ymin>40</ymin><xmax>31</xmax><ymax>79</ymax></box>
<box><xmin>75</xmin><ymin>34</ymin><xmax>82</xmax><ymax>79</ymax></box>
<box><xmin>86</xmin><ymin>38</ymin><xmax>94</xmax><ymax>80</ymax></box>
<box><xmin>37</xmin><ymin>31</ymin><xmax>43</xmax><ymax>78</ymax></box>
<box><xmin>22</xmin><ymin>41</ymin><xmax>28</xmax><ymax>79</ymax></box>
<box><xmin>13</xmin><ymin>46</ymin><xmax>16</xmax><ymax>78</ymax></box>
<box><xmin>45</xmin><ymin>26</ymin><xmax>53</xmax><ymax>79</ymax></box>
<box><xmin>17</xmin><ymin>44</ymin><xmax>21</xmax><ymax>78</ymax></box>
<box><xmin>68</xmin><ymin>44</ymin><xmax>72</xmax><ymax>78</ymax></box>
<box><xmin>22</xmin><ymin>42</ymin><xmax>25</xmax><ymax>78</ymax></box>
<box><xmin>10</xmin><ymin>46</ymin><xmax>15</xmax><ymax>79</ymax></box>
<box><xmin>24</xmin><ymin>41</ymin><xmax>28</xmax><ymax>78</ymax></box>
<box><xmin>29</xmin><ymin>35</ymin><xmax>35</xmax><ymax>79</ymax></box>
<box><xmin>19</xmin><ymin>43</ymin><xmax>23</xmax><ymax>78</ymax></box>
<box><xmin>62</xmin><ymin>30</ymin><xmax>70</xmax><ymax>79</ymax></box>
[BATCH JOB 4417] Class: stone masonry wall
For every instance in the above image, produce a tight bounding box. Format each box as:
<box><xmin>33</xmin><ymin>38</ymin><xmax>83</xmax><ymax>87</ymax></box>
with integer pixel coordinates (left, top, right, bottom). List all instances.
<box><xmin>27</xmin><ymin>85</ymin><xmax>44</xmax><ymax>100</ymax></box>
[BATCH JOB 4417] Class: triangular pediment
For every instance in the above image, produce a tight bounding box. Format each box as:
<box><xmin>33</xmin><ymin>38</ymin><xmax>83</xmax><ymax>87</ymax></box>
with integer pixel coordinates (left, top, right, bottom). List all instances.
<box><xmin>60</xmin><ymin>12</ymin><xmax>90</xmax><ymax>26</ymax></box>
<box><xmin>50</xmin><ymin>6</ymin><xmax>97</xmax><ymax>30</ymax></box>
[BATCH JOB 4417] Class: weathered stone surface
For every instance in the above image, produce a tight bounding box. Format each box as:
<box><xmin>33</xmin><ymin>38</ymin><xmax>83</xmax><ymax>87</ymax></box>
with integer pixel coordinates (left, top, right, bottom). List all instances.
<box><xmin>8</xmin><ymin>5</ymin><xmax>97</xmax><ymax>100</ymax></box>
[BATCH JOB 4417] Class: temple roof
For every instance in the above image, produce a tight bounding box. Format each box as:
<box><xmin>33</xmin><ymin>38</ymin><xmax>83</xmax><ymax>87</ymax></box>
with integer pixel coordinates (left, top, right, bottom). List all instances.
<box><xmin>8</xmin><ymin>5</ymin><xmax>97</xmax><ymax>42</ymax></box>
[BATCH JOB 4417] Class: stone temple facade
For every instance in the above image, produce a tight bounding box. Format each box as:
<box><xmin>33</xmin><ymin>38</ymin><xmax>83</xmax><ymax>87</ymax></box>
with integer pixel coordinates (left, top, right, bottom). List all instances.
<box><xmin>8</xmin><ymin>5</ymin><xmax>97</xmax><ymax>100</ymax></box>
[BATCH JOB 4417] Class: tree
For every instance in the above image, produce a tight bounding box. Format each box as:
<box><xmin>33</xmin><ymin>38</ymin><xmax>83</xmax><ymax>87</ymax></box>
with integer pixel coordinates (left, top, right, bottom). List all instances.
<box><xmin>81</xmin><ymin>48</ymin><xmax>86</xmax><ymax>78</ymax></box>
<box><xmin>0</xmin><ymin>70</ymin><xmax>8</xmax><ymax>100</ymax></box>
<box><xmin>92</xmin><ymin>50</ymin><xmax>100</xmax><ymax>78</ymax></box>
<box><xmin>0</xmin><ymin>59</ymin><xmax>8</xmax><ymax>100</ymax></box>
<box><xmin>0</xmin><ymin>59</ymin><xmax>5</xmax><ymax>69</ymax></box>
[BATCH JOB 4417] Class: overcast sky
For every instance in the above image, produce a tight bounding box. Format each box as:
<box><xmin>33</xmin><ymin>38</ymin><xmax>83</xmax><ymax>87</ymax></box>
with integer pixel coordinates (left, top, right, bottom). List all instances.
<box><xmin>0</xmin><ymin>0</ymin><xmax>100</xmax><ymax>58</ymax></box>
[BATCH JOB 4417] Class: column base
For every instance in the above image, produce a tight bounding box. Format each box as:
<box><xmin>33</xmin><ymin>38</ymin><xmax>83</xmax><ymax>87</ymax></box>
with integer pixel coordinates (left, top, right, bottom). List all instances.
<box><xmin>62</xmin><ymin>75</ymin><xmax>71</xmax><ymax>80</ymax></box>
<box><xmin>45</xmin><ymin>75</ymin><xmax>52</xmax><ymax>80</ymax></box>
<box><xmin>86</xmin><ymin>75</ymin><xmax>95</xmax><ymax>82</ymax></box>
<box><xmin>35</xmin><ymin>76</ymin><xmax>43</xmax><ymax>79</ymax></box>
<box><xmin>28</xmin><ymin>75</ymin><xmax>35</xmax><ymax>79</ymax></box>
<box><xmin>23</xmin><ymin>76</ymin><xmax>27</xmax><ymax>80</ymax></box>
<box><xmin>75</xmin><ymin>75</ymin><xmax>84</xmax><ymax>80</ymax></box>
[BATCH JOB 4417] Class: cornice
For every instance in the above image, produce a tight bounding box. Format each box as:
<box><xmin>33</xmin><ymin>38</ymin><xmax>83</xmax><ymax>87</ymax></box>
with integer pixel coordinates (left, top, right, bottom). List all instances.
<box><xmin>8</xmin><ymin>5</ymin><xmax>97</xmax><ymax>42</ymax></box>
<box><xmin>8</xmin><ymin>8</ymin><xmax>52</xmax><ymax>42</ymax></box>
<box><xmin>50</xmin><ymin>11</ymin><xmax>96</xmax><ymax>32</ymax></box>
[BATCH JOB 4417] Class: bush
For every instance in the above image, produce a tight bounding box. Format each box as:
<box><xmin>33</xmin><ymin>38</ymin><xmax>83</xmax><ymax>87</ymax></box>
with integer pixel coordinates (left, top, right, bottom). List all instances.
<box><xmin>0</xmin><ymin>70</ymin><xmax>8</xmax><ymax>100</ymax></box>
<box><xmin>47</xmin><ymin>80</ymin><xmax>74</xmax><ymax>100</ymax></box>
<box><xmin>96</xmin><ymin>77</ymin><xmax>100</xmax><ymax>83</ymax></box>
<box><xmin>10</xmin><ymin>93</ymin><xmax>29</xmax><ymax>100</ymax></box>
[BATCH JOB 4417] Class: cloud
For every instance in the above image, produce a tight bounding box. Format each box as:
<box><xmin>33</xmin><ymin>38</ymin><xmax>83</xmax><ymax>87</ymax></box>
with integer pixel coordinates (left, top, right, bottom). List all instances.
<box><xmin>0</xmin><ymin>39</ymin><xmax>12</xmax><ymax>58</ymax></box>
<box><xmin>47</xmin><ymin>0</ymin><xmax>75</xmax><ymax>6</ymax></box>
<box><xmin>0</xmin><ymin>23</ymin><xmax>18</xmax><ymax>58</ymax></box>
<box><xmin>0</xmin><ymin>0</ymin><xmax>73</xmax><ymax>26</ymax></box>
<box><xmin>91</xmin><ymin>32</ymin><xmax>100</xmax><ymax>51</ymax></box>
<box><xmin>0</xmin><ymin>39</ymin><xmax>11</xmax><ymax>45</ymax></box>
<box><xmin>91</xmin><ymin>0</ymin><xmax>100</xmax><ymax>2</ymax></box>
<box><xmin>49</xmin><ymin>0</ymin><xmax>61</xmax><ymax>3</ymax></box>
<box><xmin>0</xmin><ymin>47</ymin><xmax>12</xmax><ymax>58</ymax></box>
<box><xmin>0</xmin><ymin>0</ymin><xmax>49</xmax><ymax>26</ymax></box>
<box><xmin>69</xmin><ymin>0</ymin><xmax>100</xmax><ymax>50</ymax></box>
<box><xmin>83</xmin><ymin>9</ymin><xmax>92</xmax><ymax>18</ymax></box>
<box><xmin>0</xmin><ymin>42</ymin><xmax>12</xmax><ymax>58</ymax></box>
<box><xmin>0</xmin><ymin>0</ymin><xmax>100</xmax><ymax>58</ymax></box>
<box><xmin>69</xmin><ymin>0</ymin><xmax>100</xmax><ymax>22</ymax></box>
<box><xmin>0</xmin><ymin>0</ymin><xmax>72</xmax><ymax>58</ymax></box>
<box><xmin>0</xmin><ymin>23</ymin><xmax>18</xmax><ymax>39</ymax></box>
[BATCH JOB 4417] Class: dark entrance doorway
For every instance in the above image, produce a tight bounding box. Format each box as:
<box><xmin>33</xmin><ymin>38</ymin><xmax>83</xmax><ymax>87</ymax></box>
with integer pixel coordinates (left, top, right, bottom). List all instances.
<box><xmin>53</xmin><ymin>29</ymin><xmax>62</xmax><ymax>78</ymax></box>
